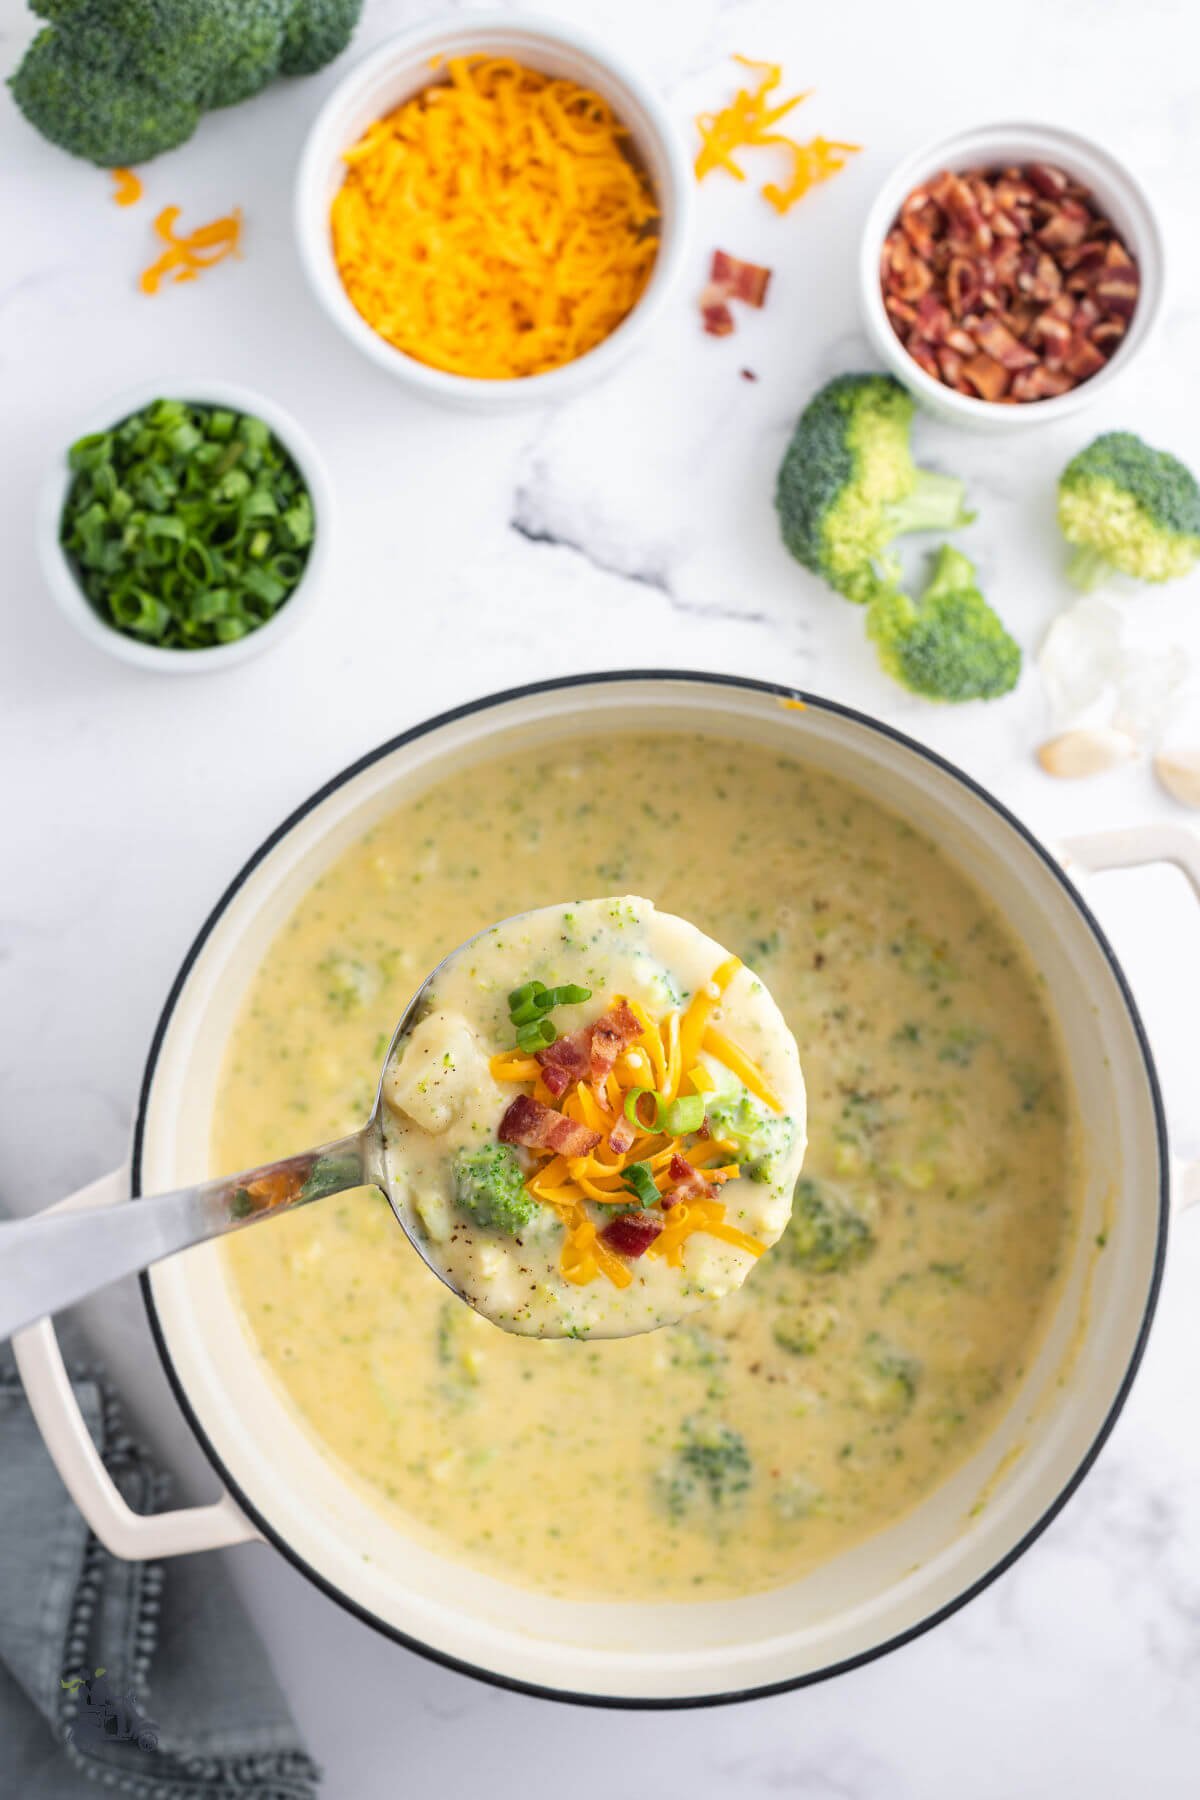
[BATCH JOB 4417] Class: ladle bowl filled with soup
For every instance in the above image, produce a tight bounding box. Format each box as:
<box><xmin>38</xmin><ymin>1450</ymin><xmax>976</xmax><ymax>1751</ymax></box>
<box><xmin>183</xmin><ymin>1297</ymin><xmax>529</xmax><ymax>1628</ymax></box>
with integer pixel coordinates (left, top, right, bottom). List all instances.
<box><xmin>112</xmin><ymin>675</ymin><xmax>1166</xmax><ymax>1702</ymax></box>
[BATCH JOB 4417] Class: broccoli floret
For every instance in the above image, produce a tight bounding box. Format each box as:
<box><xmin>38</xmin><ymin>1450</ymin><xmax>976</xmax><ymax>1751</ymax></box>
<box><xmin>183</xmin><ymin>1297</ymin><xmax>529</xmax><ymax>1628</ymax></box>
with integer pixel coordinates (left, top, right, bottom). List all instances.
<box><xmin>705</xmin><ymin>1089</ymin><xmax>794</xmax><ymax>1184</ymax></box>
<box><xmin>1058</xmin><ymin>431</ymin><xmax>1200</xmax><ymax>589</ymax></box>
<box><xmin>853</xmin><ymin>1333</ymin><xmax>921</xmax><ymax>1418</ymax></box>
<box><xmin>451</xmin><ymin>1145</ymin><xmax>536</xmax><ymax>1235</ymax></box>
<box><xmin>9</xmin><ymin>0</ymin><xmax>362</xmax><ymax>166</ymax></box>
<box><xmin>776</xmin><ymin>373</ymin><xmax>973</xmax><ymax>606</ymax></box>
<box><xmin>772</xmin><ymin>1299</ymin><xmax>839</xmax><ymax>1357</ymax></box>
<box><xmin>867</xmin><ymin>545</ymin><xmax>1021</xmax><ymax>701</ymax></box>
<box><xmin>656</xmin><ymin>1417</ymin><xmax>753</xmax><ymax>1522</ymax></box>
<box><xmin>783</xmin><ymin>1176</ymin><xmax>876</xmax><ymax>1273</ymax></box>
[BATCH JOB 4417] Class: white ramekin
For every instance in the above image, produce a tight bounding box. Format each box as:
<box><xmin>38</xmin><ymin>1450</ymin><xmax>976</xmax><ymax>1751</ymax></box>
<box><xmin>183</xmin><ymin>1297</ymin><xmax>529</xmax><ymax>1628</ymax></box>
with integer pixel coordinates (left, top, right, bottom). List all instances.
<box><xmin>39</xmin><ymin>380</ymin><xmax>332</xmax><ymax>675</ymax></box>
<box><xmin>859</xmin><ymin>123</ymin><xmax>1166</xmax><ymax>431</ymax></box>
<box><xmin>294</xmin><ymin>13</ymin><xmax>693</xmax><ymax>409</ymax></box>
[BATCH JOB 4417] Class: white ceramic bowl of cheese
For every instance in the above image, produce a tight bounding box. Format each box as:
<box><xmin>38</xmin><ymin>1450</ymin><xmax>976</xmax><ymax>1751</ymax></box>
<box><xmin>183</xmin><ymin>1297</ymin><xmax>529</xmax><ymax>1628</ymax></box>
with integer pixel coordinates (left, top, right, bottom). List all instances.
<box><xmin>294</xmin><ymin>14</ymin><xmax>694</xmax><ymax>409</ymax></box>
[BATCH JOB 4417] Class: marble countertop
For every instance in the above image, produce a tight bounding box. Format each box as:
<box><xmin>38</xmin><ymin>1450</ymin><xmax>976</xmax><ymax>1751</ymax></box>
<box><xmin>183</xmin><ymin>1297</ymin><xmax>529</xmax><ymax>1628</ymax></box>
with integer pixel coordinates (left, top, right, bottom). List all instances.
<box><xmin>2</xmin><ymin>0</ymin><xmax>1199</xmax><ymax>1792</ymax></box>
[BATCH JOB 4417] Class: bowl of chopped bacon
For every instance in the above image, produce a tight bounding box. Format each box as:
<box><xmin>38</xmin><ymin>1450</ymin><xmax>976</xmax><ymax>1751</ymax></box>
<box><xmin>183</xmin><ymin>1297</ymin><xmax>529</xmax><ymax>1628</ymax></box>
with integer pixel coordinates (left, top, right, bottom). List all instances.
<box><xmin>295</xmin><ymin>13</ymin><xmax>693</xmax><ymax>406</ymax></box>
<box><xmin>859</xmin><ymin>123</ymin><xmax>1165</xmax><ymax>428</ymax></box>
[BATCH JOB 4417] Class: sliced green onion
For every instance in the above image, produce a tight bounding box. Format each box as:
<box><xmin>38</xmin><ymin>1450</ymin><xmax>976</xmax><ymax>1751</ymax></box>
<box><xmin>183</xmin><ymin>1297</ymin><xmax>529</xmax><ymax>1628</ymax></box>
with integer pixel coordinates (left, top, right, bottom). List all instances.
<box><xmin>660</xmin><ymin>1095</ymin><xmax>706</xmax><ymax>1135</ymax></box>
<box><xmin>538</xmin><ymin>983</ymin><xmax>592</xmax><ymax>1009</ymax></box>
<box><xmin>620</xmin><ymin>1161</ymin><xmax>660</xmax><ymax>1208</ymax></box>
<box><xmin>623</xmin><ymin>1087</ymin><xmax>664</xmax><ymax>1131</ymax></box>
<box><xmin>58</xmin><ymin>399</ymin><xmax>315</xmax><ymax>651</ymax></box>
<box><xmin>516</xmin><ymin>1018</ymin><xmax>557</xmax><ymax>1054</ymax></box>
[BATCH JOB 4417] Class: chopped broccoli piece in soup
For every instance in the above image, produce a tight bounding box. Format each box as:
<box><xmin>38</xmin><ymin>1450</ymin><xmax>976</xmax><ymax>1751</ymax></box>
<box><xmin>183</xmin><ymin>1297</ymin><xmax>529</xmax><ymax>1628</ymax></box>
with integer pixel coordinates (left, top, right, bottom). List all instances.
<box><xmin>657</xmin><ymin>1417</ymin><xmax>753</xmax><ymax>1522</ymax></box>
<box><xmin>853</xmin><ymin>1333</ymin><xmax>921</xmax><ymax>1418</ymax></box>
<box><xmin>783</xmin><ymin>1176</ymin><xmax>876</xmax><ymax>1273</ymax></box>
<box><xmin>451</xmin><ymin>1145</ymin><xmax>536</xmax><ymax>1234</ymax></box>
<box><xmin>706</xmin><ymin>1089</ymin><xmax>793</xmax><ymax>1183</ymax></box>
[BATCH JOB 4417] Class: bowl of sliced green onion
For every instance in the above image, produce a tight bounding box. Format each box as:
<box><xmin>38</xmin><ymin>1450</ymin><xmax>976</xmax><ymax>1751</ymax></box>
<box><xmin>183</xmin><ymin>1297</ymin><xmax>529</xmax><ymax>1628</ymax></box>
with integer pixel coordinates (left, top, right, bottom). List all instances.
<box><xmin>41</xmin><ymin>381</ymin><xmax>331</xmax><ymax>672</ymax></box>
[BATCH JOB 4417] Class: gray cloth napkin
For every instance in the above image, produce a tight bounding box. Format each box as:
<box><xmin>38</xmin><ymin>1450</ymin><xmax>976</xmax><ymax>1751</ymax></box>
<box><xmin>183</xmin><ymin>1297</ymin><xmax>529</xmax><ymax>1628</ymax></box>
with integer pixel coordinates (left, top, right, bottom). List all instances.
<box><xmin>0</xmin><ymin>1344</ymin><xmax>321</xmax><ymax>1800</ymax></box>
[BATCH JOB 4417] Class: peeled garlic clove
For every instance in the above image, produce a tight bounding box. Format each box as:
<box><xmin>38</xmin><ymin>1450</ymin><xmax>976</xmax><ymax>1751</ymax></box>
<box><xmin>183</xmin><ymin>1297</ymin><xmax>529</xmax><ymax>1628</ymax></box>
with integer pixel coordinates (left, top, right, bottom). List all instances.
<box><xmin>1154</xmin><ymin>749</ymin><xmax>1200</xmax><ymax>809</ymax></box>
<box><xmin>1037</xmin><ymin>727</ymin><xmax>1139</xmax><ymax>779</ymax></box>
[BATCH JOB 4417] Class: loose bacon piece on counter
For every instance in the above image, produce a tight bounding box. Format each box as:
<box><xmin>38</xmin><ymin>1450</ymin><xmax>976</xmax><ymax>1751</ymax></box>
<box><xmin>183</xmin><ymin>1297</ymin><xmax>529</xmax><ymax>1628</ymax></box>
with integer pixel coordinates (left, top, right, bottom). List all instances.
<box><xmin>600</xmin><ymin>1211</ymin><xmax>664</xmax><ymax>1258</ymax></box>
<box><xmin>700</xmin><ymin>248</ymin><xmax>773</xmax><ymax>337</ymax></box>
<box><xmin>879</xmin><ymin>161</ymin><xmax>1138</xmax><ymax>403</ymax></box>
<box><xmin>588</xmin><ymin>1000</ymin><xmax>642</xmax><ymax>1082</ymax></box>
<box><xmin>498</xmin><ymin>1094</ymin><xmax>601</xmax><ymax>1158</ymax></box>
<box><xmin>665</xmin><ymin>1153</ymin><xmax>717</xmax><ymax>1207</ymax></box>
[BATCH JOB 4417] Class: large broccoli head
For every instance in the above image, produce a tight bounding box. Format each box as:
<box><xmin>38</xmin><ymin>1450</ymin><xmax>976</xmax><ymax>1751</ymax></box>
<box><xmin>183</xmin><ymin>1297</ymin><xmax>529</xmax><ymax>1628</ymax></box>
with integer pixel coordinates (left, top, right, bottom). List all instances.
<box><xmin>867</xmin><ymin>545</ymin><xmax>1021</xmax><ymax>702</ymax></box>
<box><xmin>1058</xmin><ymin>431</ymin><xmax>1200</xmax><ymax>589</ymax></box>
<box><xmin>775</xmin><ymin>373</ymin><xmax>974</xmax><ymax>605</ymax></box>
<box><xmin>10</xmin><ymin>0</ymin><xmax>363</xmax><ymax>165</ymax></box>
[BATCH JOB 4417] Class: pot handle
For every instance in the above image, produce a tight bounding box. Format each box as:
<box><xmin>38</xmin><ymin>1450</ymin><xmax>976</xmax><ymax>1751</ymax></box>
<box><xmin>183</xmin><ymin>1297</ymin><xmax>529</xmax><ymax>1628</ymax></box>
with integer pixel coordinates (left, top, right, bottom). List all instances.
<box><xmin>1061</xmin><ymin>823</ymin><xmax>1200</xmax><ymax>1216</ymax></box>
<box><xmin>10</xmin><ymin>1168</ymin><xmax>260</xmax><ymax>1559</ymax></box>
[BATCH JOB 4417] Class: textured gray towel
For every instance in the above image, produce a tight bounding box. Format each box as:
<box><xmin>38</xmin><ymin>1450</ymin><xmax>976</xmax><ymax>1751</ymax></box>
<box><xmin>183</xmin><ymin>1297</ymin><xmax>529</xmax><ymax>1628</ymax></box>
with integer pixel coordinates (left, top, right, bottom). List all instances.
<box><xmin>0</xmin><ymin>1345</ymin><xmax>321</xmax><ymax>1799</ymax></box>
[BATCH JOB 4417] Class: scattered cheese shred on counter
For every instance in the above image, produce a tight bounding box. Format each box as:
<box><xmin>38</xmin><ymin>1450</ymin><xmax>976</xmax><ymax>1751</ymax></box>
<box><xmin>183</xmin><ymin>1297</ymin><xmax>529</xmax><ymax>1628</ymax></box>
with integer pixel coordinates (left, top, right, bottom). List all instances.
<box><xmin>139</xmin><ymin>205</ymin><xmax>243</xmax><ymax>295</ymax></box>
<box><xmin>694</xmin><ymin>56</ymin><xmax>861</xmax><ymax>214</ymax></box>
<box><xmin>330</xmin><ymin>56</ymin><xmax>661</xmax><ymax>380</ymax></box>
<box><xmin>111</xmin><ymin>167</ymin><xmax>142</xmax><ymax>207</ymax></box>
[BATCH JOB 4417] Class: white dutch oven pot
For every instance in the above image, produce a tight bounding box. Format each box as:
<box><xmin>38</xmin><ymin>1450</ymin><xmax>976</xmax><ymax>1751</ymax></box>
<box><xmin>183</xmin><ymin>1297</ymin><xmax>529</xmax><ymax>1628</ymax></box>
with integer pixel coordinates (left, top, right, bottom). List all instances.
<box><xmin>12</xmin><ymin>675</ymin><xmax>1199</xmax><ymax>1706</ymax></box>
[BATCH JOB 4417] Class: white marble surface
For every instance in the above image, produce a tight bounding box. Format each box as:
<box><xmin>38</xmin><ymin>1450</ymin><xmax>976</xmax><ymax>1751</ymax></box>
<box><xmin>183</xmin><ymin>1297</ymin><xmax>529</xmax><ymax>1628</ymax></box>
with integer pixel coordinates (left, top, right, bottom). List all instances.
<box><xmin>3</xmin><ymin>0</ymin><xmax>1200</xmax><ymax>1791</ymax></box>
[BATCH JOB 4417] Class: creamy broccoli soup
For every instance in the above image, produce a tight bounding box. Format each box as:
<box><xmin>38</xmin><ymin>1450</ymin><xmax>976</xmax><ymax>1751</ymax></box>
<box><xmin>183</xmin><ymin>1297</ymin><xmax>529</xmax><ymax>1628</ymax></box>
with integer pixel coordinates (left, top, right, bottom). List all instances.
<box><xmin>217</xmin><ymin>731</ymin><xmax>1079</xmax><ymax>1602</ymax></box>
<box><xmin>381</xmin><ymin>895</ymin><xmax>806</xmax><ymax>1337</ymax></box>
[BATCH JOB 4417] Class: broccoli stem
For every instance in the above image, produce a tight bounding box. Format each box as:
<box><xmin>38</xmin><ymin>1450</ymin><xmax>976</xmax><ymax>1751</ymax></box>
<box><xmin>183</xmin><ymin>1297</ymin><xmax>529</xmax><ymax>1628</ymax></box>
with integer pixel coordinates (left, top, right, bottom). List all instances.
<box><xmin>1066</xmin><ymin>543</ymin><xmax>1115</xmax><ymax>592</ymax></box>
<box><xmin>883</xmin><ymin>471</ymin><xmax>973</xmax><ymax>538</ymax></box>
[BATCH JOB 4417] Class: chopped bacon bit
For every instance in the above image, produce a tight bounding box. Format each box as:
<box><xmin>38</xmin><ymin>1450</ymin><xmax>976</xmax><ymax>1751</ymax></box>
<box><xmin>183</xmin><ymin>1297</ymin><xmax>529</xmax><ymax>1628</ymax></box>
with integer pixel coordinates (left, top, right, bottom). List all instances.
<box><xmin>711</xmin><ymin>249</ymin><xmax>772</xmax><ymax>307</ymax></box>
<box><xmin>700</xmin><ymin>249</ymin><xmax>773</xmax><ymax>338</ymax></box>
<box><xmin>881</xmin><ymin>162</ymin><xmax>1137</xmax><ymax>403</ymax></box>
<box><xmin>600</xmin><ymin>1212</ymin><xmax>664</xmax><ymax>1258</ymax></box>
<box><xmin>700</xmin><ymin>286</ymin><xmax>736</xmax><ymax>337</ymax></box>
<box><xmin>666</xmin><ymin>1153</ymin><xmax>717</xmax><ymax>1206</ymax></box>
<box><xmin>536</xmin><ymin>1029</ymin><xmax>591</xmax><ymax>1099</ymax></box>
<box><xmin>498</xmin><ymin>1094</ymin><xmax>601</xmax><ymax>1158</ymax></box>
<box><xmin>589</xmin><ymin>1000</ymin><xmax>642</xmax><ymax>1082</ymax></box>
<box><xmin>608</xmin><ymin>1115</ymin><xmax>637</xmax><ymax>1156</ymax></box>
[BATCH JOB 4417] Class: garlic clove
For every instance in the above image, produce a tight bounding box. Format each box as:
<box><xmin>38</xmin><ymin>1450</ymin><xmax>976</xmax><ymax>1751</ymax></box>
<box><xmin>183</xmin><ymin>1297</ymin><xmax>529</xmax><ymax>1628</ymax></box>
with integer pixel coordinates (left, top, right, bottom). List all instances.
<box><xmin>1036</xmin><ymin>726</ymin><xmax>1139</xmax><ymax>780</ymax></box>
<box><xmin>1153</xmin><ymin>749</ymin><xmax>1200</xmax><ymax>809</ymax></box>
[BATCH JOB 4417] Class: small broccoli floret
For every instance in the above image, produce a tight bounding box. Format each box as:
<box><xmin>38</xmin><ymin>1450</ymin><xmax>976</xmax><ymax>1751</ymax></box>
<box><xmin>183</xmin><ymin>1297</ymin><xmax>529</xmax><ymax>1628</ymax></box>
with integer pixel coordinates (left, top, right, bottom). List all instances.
<box><xmin>10</xmin><ymin>0</ymin><xmax>363</xmax><ymax>166</ymax></box>
<box><xmin>656</xmin><ymin>1417</ymin><xmax>753</xmax><ymax>1522</ymax></box>
<box><xmin>706</xmin><ymin>1089</ymin><xmax>794</xmax><ymax>1184</ymax></box>
<box><xmin>783</xmin><ymin>1176</ymin><xmax>876</xmax><ymax>1273</ymax></box>
<box><xmin>867</xmin><ymin>545</ymin><xmax>1021</xmax><ymax>701</ymax></box>
<box><xmin>776</xmin><ymin>373</ymin><xmax>973</xmax><ymax>606</ymax></box>
<box><xmin>451</xmin><ymin>1145</ymin><xmax>536</xmax><ymax>1235</ymax></box>
<box><xmin>1058</xmin><ymin>431</ymin><xmax>1200</xmax><ymax>589</ymax></box>
<box><xmin>853</xmin><ymin>1333</ymin><xmax>921</xmax><ymax>1418</ymax></box>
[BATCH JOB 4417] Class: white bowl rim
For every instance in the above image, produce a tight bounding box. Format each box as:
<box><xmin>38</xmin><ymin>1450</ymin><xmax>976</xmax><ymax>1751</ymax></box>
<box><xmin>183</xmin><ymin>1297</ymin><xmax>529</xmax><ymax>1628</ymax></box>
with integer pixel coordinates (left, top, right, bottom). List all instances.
<box><xmin>292</xmin><ymin>10</ymin><xmax>694</xmax><ymax>406</ymax></box>
<box><xmin>131</xmin><ymin>668</ymin><xmax>1171</xmax><ymax>1709</ymax></box>
<box><xmin>39</xmin><ymin>377</ymin><xmax>333</xmax><ymax>673</ymax></box>
<box><xmin>858</xmin><ymin>119</ymin><xmax>1167</xmax><ymax>428</ymax></box>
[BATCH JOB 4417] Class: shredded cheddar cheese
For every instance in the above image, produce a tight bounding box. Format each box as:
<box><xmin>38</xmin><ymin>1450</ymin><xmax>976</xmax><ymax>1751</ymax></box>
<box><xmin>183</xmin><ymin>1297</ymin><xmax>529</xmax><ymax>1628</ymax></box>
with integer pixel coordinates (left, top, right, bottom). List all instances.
<box><xmin>111</xmin><ymin>168</ymin><xmax>142</xmax><ymax>207</ymax></box>
<box><xmin>330</xmin><ymin>57</ymin><xmax>660</xmax><ymax>380</ymax></box>
<box><xmin>492</xmin><ymin>961</ymin><xmax>788</xmax><ymax>1287</ymax></box>
<box><xmin>694</xmin><ymin>57</ymin><xmax>860</xmax><ymax>214</ymax></box>
<box><xmin>140</xmin><ymin>205</ymin><xmax>242</xmax><ymax>295</ymax></box>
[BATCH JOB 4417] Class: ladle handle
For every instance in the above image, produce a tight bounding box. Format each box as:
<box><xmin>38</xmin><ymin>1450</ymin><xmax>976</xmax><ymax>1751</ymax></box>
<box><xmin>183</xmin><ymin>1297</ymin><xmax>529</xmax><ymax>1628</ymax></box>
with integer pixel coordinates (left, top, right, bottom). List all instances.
<box><xmin>0</xmin><ymin>1130</ymin><xmax>376</xmax><ymax>1342</ymax></box>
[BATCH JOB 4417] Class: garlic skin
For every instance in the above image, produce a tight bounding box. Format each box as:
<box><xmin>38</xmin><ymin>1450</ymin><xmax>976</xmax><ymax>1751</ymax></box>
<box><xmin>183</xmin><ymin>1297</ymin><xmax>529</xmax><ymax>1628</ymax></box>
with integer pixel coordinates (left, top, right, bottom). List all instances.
<box><xmin>1037</xmin><ymin>727</ymin><xmax>1139</xmax><ymax>780</ymax></box>
<box><xmin>1153</xmin><ymin>749</ymin><xmax>1200</xmax><ymax>809</ymax></box>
